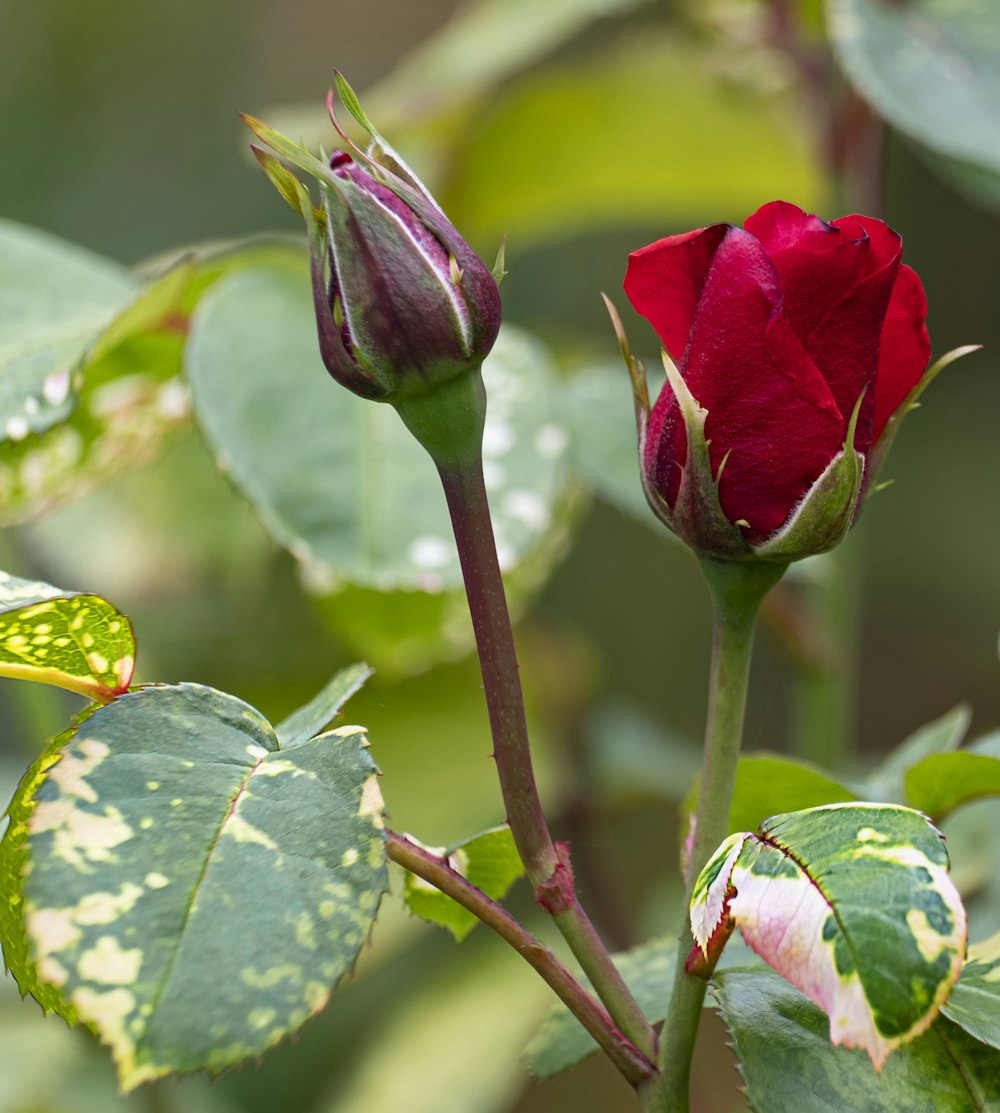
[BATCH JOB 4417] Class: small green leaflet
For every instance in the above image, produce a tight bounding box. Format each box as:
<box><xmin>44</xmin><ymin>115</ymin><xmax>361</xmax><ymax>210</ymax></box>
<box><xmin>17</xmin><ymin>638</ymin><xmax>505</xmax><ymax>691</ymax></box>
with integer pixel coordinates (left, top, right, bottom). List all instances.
<box><xmin>275</xmin><ymin>661</ymin><xmax>373</xmax><ymax>748</ymax></box>
<box><xmin>690</xmin><ymin>804</ymin><xmax>966</xmax><ymax>1068</ymax></box>
<box><xmin>942</xmin><ymin>930</ymin><xmax>1000</xmax><ymax>1051</ymax></box>
<box><xmin>863</xmin><ymin>704</ymin><xmax>971</xmax><ymax>803</ymax></box>
<box><xmin>402</xmin><ymin>825</ymin><xmax>524</xmax><ymax>941</ymax></box>
<box><xmin>683</xmin><ymin>753</ymin><xmax>857</xmax><ymax>842</ymax></box>
<box><xmin>0</xmin><ymin>681</ymin><xmax>387</xmax><ymax>1089</ymax></box>
<box><xmin>0</xmin><ymin>571</ymin><xmax>134</xmax><ymax>700</ymax></box>
<box><xmin>904</xmin><ymin>752</ymin><xmax>1000</xmax><ymax>822</ymax></box>
<box><xmin>714</xmin><ymin>966</ymin><xmax>1000</xmax><ymax>1113</ymax></box>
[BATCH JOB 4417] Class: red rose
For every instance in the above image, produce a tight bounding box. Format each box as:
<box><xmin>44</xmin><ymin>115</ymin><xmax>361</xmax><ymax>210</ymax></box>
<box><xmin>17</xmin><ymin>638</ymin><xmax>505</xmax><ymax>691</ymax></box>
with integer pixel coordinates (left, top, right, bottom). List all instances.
<box><xmin>622</xmin><ymin>200</ymin><xmax>931</xmax><ymax>559</ymax></box>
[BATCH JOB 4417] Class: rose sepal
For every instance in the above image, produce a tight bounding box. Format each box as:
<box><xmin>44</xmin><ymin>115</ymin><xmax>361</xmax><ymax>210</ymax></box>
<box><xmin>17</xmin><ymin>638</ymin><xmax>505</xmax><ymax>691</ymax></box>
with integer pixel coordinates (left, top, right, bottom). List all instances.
<box><xmin>867</xmin><ymin>344</ymin><xmax>981</xmax><ymax>489</ymax></box>
<box><xmin>659</xmin><ymin>351</ymin><xmax>753</xmax><ymax>560</ymax></box>
<box><xmin>751</xmin><ymin>391</ymin><xmax>866</xmax><ymax>561</ymax></box>
<box><xmin>250</xmin><ymin>143</ymin><xmax>388</xmax><ymax>400</ymax></box>
<box><xmin>602</xmin><ymin>295</ymin><xmax>672</xmax><ymax>532</ymax></box>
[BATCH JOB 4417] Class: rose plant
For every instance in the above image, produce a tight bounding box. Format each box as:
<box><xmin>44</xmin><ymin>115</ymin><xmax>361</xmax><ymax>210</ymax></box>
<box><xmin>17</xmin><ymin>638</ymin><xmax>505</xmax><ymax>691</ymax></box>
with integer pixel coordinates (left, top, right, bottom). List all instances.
<box><xmin>0</xmin><ymin>45</ymin><xmax>996</xmax><ymax>1113</ymax></box>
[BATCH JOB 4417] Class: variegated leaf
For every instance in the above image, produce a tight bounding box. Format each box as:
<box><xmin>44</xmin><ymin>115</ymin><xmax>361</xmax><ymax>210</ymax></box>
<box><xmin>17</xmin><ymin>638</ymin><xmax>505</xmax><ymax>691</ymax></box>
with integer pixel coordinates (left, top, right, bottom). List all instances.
<box><xmin>690</xmin><ymin>804</ymin><xmax>966</xmax><ymax>1068</ymax></box>
<box><xmin>0</xmin><ymin>682</ymin><xmax>387</xmax><ymax>1089</ymax></box>
<box><xmin>0</xmin><ymin>571</ymin><xmax>134</xmax><ymax>700</ymax></box>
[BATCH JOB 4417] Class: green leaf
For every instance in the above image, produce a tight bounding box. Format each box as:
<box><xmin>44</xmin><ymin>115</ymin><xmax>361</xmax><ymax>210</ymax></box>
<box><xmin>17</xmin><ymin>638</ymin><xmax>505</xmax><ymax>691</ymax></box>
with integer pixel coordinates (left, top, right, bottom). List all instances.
<box><xmin>0</xmin><ymin>220</ymin><xmax>137</xmax><ymax>448</ymax></box>
<box><xmin>445</xmin><ymin>33</ymin><xmax>821</xmax><ymax>248</ymax></box>
<box><xmin>0</xmin><ymin>571</ymin><xmax>134</xmax><ymax>700</ymax></box>
<box><xmin>275</xmin><ymin>661</ymin><xmax>373</xmax><ymax>748</ymax></box>
<box><xmin>905</xmin><ymin>752</ymin><xmax>1000</xmax><ymax>821</ymax></box>
<box><xmin>684</xmin><ymin>753</ymin><xmax>858</xmax><ymax>841</ymax></box>
<box><xmin>864</xmin><ymin>704</ymin><xmax>972</xmax><ymax>802</ymax></box>
<box><xmin>715</xmin><ymin>966</ymin><xmax>1000</xmax><ymax>1112</ymax></box>
<box><xmin>826</xmin><ymin>0</ymin><xmax>1000</xmax><ymax>177</ymax></box>
<box><xmin>185</xmin><ymin>259</ymin><xmax>570</xmax><ymax>591</ymax></box>
<box><xmin>691</xmin><ymin>805</ymin><xmax>966</xmax><ymax>1067</ymax></box>
<box><xmin>942</xmin><ymin>930</ymin><xmax>1000</xmax><ymax>1051</ymax></box>
<box><xmin>524</xmin><ymin>936</ymin><xmax>677</xmax><ymax>1078</ymax></box>
<box><xmin>402</xmin><ymin>825</ymin><xmax>524</xmax><ymax>941</ymax></box>
<box><xmin>0</xmin><ymin>683</ymin><xmax>387</xmax><ymax>1089</ymax></box>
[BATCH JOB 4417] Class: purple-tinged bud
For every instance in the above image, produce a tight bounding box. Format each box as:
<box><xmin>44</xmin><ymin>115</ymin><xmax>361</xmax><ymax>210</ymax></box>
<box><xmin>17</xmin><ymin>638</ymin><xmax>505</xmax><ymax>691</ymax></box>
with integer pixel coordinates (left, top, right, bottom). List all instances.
<box><xmin>320</xmin><ymin>149</ymin><xmax>501</xmax><ymax>399</ymax></box>
<box><xmin>243</xmin><ymin>76</ymin><xmax>502</xmax><ymax>467</ymax></box>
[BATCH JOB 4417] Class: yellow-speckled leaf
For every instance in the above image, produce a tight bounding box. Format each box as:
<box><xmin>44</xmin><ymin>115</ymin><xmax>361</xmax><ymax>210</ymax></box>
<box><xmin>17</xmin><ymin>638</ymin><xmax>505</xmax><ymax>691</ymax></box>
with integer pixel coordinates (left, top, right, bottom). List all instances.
<box><xmin>0</xmin><ymin>571</ymin><xmax>134</xmax><ymax>700</ymax></box>
<box><xmin>0</xmin><ymin>682</ymin><xmax>387</xmax><ymax>1089</ymax></box>
<box><xmin>690</xmin><ymin>804</ymin><xmax>966</xmax><ymax>1069</ymax></box>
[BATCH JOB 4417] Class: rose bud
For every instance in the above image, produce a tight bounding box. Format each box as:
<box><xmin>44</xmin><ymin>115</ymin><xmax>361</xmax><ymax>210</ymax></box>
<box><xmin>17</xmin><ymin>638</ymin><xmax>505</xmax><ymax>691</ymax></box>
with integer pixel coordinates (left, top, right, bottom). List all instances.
<box><xmin>613</xmin><ymin>200</ymin><xmax>960</xmax><ymax>562</ymax></box>
<box><xmin>242</xmin><ymin>75</ymin><xmax>502</xmax><ymax>467</ymax></box>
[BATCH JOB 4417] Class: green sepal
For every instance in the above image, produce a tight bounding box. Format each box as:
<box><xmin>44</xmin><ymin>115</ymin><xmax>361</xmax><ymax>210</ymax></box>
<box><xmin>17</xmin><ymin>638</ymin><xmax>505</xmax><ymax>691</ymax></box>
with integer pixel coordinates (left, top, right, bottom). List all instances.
<box><xmin>868</xmin><ymin>345</ymin><xmax>981</xmax><ymax>484</ymax></box>
<box><xmin>491</xmin><ymin>238</ymin><xmax>507</xmax><ymax>284</ymax></box>
<box><xmin>240</xmin><ymin>114</ymin><xmax>332</xmax><ymax>185</ymax></box>
<box><xmin>660</xmin><ymin>352</ymin><xmax>751</xmax><ymax>559</ymax></box>
<box><xmin>249</xmin><ymin>146</ymin><xmax>312</xmax><ymax>217</ymax></box>
<box><xmin>753</xmin><ymin>390</ymin><xmax>865</xmax><ymax>560</ymax></box>
<box><xmin>331</xmin><ymin>72</ymin><xmax>432</xmax><ymax>205</ymax></box>
<box><xmin>601</xmin><ymin>296</ymin><xmax>662</xmax><ymax>519</ymax></box>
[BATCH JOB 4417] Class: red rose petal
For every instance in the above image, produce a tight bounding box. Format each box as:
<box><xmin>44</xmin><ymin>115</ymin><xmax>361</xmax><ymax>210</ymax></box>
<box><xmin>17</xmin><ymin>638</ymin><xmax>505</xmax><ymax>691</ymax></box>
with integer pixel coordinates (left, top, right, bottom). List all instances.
<box><xmin>872</xmin><ymin>263</ymin><xmax>931</xmax><ymax>442</ymax></box>
<box><xmin>836</xmin><ymin>214</ymin><xmax>901</xmax><ymax>278</ymax></box>
<box><xmin>624</xmin><ymin>224</ymin><xmax>729</xmax><ymax>364</ymax></box>
<box><xmin>806</xmin><ymin>215</ymin><xmax>903</xmax><ymax>452</ymax></box>
<box><xmin>647</xmin><ymin>227</ymin><xmax>844</xmax><ymax>540</ymax></box>
<box><xmin>744</xmin><ymin>201</ymin><xmax>869</xmax><ymax>346</ymax></box>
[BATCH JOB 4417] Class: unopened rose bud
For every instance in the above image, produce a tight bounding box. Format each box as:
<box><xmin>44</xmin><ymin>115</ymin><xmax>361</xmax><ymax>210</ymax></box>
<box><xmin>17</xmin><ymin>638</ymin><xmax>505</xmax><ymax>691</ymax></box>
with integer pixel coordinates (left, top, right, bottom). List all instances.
<box><xmin>243</xmin><ymin>75</ymin><xmax>502</xmax><ymax>467</ymax></box>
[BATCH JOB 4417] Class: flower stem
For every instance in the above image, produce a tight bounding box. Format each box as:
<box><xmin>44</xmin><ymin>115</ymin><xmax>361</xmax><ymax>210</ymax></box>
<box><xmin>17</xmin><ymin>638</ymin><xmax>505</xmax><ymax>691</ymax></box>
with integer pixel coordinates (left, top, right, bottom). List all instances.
<box><xmin>435</xmin><ymin>457</ymin><xmax>657</xmax><ymax>1063</ymax></box>
<box><xmin>386</xmin><ymin>829</ymin><xmax>657</xmax><ymax>1086</ymax></box>
<box><xmin>654</xmin><ymin>556</ymin><xmax>786</xmax><ymax>1112</ymax></box>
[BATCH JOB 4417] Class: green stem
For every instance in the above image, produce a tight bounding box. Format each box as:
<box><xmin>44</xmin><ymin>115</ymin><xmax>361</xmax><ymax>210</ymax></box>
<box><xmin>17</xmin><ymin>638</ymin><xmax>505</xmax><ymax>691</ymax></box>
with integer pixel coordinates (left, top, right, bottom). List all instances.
<box><xmin>654</xmin><ymin>556</ymin><xmax>786</xmax><ymax>1112</ymax></box>
<box><xmin>386</xmin><ymin>830</ymin><xmax>656</xmax><ymax>1086</ymax></box>
<box><xmin>435</xmin><ymin>457</ymin><xmax>657</xmax><ymax>1064</ymax></box>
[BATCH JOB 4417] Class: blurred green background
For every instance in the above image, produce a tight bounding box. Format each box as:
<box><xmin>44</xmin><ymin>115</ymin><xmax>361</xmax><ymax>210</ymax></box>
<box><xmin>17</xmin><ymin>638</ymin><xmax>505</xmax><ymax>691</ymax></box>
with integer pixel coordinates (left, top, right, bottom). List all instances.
<box><xmin>1</xmin><ymin>0</ymin><xmax>998</xmax><ymax>1110</ymax></box>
